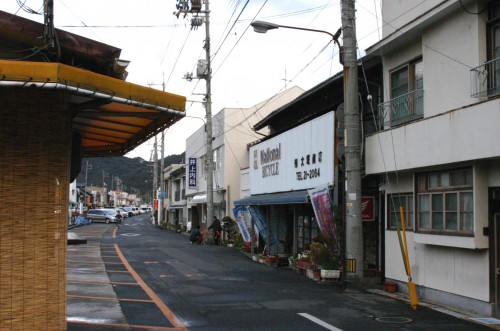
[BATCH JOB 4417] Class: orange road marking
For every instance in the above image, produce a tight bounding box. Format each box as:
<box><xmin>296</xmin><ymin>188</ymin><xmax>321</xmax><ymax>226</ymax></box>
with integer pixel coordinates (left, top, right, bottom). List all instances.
<box><xmin>67</xmin><ymin>320</ymin><xmax>184</xmax><ymax>331</ymax></box>
<box><xmin>114</xmin><ymin>244</ymin><xmax>187</xmax><ymax>330</ymax></box>
<box><xmin>66</xmin><ymin>294</ymin><xmax>153</xmax><ymax>303</ymax></box>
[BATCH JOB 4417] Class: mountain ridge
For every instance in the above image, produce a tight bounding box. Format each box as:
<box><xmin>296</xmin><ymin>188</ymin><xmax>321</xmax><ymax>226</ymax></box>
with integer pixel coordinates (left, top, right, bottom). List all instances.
<box><xmin>76</xmin><ymin>153</ymin><xmax>185</xmax><ymax>199</ymax></box>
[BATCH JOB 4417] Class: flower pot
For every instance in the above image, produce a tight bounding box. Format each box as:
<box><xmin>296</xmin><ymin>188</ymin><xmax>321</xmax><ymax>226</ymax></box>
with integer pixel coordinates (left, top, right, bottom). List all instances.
<box><xmin>321</xmin><ymin>269</ymin><xmax>340</xmax><ymax>280</ymax></box>
<box><xmin>384</xmin><ymin>282</ymin><xmax>397</xmax><ymax>293</ymax></box>
<box><xmin>252</xmin><ymin>255</ymin><xmax>259</xmax><ymax>262</ymax></box>
<box><xmin>307</xmin><ymin>269</ymin><xmax>321</xmax><ymax>281</ymax></box>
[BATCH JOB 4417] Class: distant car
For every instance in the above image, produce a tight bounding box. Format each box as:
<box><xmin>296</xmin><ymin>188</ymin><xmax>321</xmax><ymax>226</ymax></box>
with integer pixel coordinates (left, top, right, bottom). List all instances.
<box><xmin>140</xmin><ymin>207</ymin><xmax>149</xmax><ymax>213</ymax></box>
<box><xmin>85</xmin><ymin>209</ymin><xmax>119</xmax><ymax>224</ymax></box>
<box><xmin>115</xmin><ymin>208</ymin><xmax>129</xmax><ymax>218</ymax></box>
<box><xmin>102</xmin><ymin>207</ymin><xmax>127</xmax><ymax>219</ymax></box>
<box><xmin>121</xmin><ymin>206</ymin><xmax>134</xmax><ymax>217</ymax></box>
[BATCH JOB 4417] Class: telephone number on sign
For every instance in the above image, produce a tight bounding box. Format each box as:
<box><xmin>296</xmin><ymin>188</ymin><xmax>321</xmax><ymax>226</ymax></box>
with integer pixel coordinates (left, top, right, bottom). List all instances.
<box><xmin>296</xmin><ymin>168</ymin><xmax>320</xmax><ymax>181</ymax></box>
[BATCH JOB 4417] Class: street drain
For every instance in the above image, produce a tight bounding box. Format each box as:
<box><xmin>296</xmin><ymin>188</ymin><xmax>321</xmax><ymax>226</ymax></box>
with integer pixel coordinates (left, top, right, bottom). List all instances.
<box><xmin>375</xmin><ymin>316</ymin><xmax>413</xmax><ymax>324</ymax></box>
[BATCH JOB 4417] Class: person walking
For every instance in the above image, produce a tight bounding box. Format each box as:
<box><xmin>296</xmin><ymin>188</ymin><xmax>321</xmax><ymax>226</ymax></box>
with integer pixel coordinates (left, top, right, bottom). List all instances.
<box><xmin>208</xmin><ymin>216</ymin><xmax>222</xmax><ymax>246</ymax></box>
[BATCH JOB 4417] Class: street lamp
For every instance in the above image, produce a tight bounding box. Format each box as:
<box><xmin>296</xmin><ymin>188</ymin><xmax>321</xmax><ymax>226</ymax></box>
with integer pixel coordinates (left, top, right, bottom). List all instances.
<box><xmin>250</xmin><ymin>20</ymin><xmax>342</xmax><ymax>49</ymax></box>
<box><xmin>251</xmin><ymin>4</ymin><xmax>363</xmax><ymax>281</ymax></box>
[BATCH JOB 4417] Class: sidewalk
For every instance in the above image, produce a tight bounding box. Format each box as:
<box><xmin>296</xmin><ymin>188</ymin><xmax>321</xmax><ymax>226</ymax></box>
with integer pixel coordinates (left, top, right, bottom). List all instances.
<box><xmin>367</xmin><ymin>288</ymin><xmax>500</xmax><ymax>330</ymax></box>
<box><xmin>237</xmin><ymin>250</ymin><xmax>500</xmax><ymax>330</ymax></box>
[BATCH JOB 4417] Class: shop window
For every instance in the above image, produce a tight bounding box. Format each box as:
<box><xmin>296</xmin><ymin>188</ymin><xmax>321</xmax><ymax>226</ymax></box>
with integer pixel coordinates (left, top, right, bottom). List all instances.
<box><xmin>297</xmin><ymin>216</ymin><xmax>319</xmax><ymax>250</ymax></box>
<box><xmin>416</xmin><ymin>169</ymin><xmax>473</xmax><ymax>234</ymax></box>
<box><xmin>387</xmin><ymin>193</ymin><xmax>414</xmax><ymax>230</ymax></box>
<box><xmin>213</xmin><ymin>146</ymin><xmax>223</xmax><ymax>170</ymax></box>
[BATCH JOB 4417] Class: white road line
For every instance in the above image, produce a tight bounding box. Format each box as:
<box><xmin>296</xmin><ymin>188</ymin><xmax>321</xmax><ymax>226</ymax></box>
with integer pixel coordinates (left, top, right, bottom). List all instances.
<box><xmin>298</xmin><ymin>313</ymin><xmax>343</xmax><ymax>331</ymax></box>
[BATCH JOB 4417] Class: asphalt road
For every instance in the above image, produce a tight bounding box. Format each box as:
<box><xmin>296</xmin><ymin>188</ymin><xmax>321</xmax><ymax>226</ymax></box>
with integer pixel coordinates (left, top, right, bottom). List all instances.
<box><xmin>67</xmin><ymin>213</ymin><xmax>495</xmax><ymax>331</ymax></box>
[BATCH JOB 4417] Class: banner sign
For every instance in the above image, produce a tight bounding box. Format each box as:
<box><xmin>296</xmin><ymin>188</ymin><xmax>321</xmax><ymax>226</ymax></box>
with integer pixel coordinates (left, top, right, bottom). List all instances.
<box><xmin>308</xmin><ymin>185</ymin><xmax>340</xmax><ymax>253</ymax></box>
<box><xmin>308</xmin><ymin>185</ymin><xmax>335</xmax><ymax>239</ymax></box>
<box><xmin>188</xmin><ymin>158</ymin><xmax>197</xmax><ymax>188</ymax></box>
<box><xmin>247</xmin><ymin>206</ymin><xmax>277</xmax><ymax>247</ymax></box>
<box><xmin>232</xmin><ymin>206</ymin><xmax>253</xmax><ymax>243</ymax></box>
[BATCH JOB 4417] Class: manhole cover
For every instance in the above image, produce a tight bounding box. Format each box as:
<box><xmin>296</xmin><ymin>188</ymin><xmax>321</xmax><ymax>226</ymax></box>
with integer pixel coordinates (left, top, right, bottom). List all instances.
<box><xmin>375</xmin><ymin>316</ymin><xmax>413</xmax><ymax>323</ymax></box>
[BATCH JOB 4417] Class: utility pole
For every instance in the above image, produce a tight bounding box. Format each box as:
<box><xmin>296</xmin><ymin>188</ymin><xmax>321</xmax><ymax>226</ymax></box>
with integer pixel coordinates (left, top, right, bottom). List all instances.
<box><xmin>204</xmin><ymin>0</ymin><xmax>214</xmax><ymax>225</ymax></box>
<box><xmin>149</xmin><ymin>76</ymin><xmax>166</xmax><ymax>226</ymax></box>
<box><xmin>84</xmin><ymin>161</ymin><xmax>92</xmax><ymax>209</ymax></box>
<box><xmin>153</xmin><ymin>136</ymin><xmax>158</xmax><ymax>225</ymax></box>
<box><xmin>159</xmin><ymin>131</ymin><xmax>165</xmax><ymax>225</ymax></box>
<box><xmin>174</xmin><ymin>0</ymin><xmax>214</xmax><ymax>226</ymax></box>
<box><xmin>341</xmin><ymin>0</ymin><xmax>364</xmax><ymax>280</ymax></box>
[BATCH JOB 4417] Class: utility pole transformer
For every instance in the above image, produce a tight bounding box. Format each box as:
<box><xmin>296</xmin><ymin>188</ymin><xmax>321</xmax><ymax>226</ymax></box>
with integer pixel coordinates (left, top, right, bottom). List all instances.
<box><xmin>341</xmin><ymin>0</ymin><xmax>364</xmax><ymax>280</ymax></box>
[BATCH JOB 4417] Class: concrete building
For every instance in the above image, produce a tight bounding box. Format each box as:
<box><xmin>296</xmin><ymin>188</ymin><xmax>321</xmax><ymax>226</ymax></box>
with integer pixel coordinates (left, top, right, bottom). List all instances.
<box><xmin>185</xmin><ymin>86</ymin><xmax>304</xmax><ymax>230</ymax></box>
<box><xmin>365</xmin><ymin>0</ymin><xmax>499</xmax><ymax>316</ymax></box>
<box><xmin>163</xmin><ymin>163</ymin><xmax>187</xmax><ymax>230</ymax></box>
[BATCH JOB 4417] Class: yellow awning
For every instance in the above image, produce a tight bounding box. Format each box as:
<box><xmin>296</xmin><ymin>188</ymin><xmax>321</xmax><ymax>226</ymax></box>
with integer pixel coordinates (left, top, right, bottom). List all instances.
<box><xmin>0</xmin><ymin>60</ymin><xmax>186</xmax><ymax>156</ymax></box>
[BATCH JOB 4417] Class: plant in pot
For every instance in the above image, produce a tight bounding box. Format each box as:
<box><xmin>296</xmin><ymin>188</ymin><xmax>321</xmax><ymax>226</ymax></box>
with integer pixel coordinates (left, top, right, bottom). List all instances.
<box><xmin>312</xmin><ymin>244</ymin><xmax>341</xmax><ymax>280</ymax></box>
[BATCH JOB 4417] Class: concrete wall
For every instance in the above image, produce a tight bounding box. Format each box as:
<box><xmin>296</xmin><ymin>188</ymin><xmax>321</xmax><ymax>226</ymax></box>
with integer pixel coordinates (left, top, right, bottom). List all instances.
<box><xmin>0</xmin><ymin>88</ymin><xmax>71</xmax><ymax>329</ymax></box>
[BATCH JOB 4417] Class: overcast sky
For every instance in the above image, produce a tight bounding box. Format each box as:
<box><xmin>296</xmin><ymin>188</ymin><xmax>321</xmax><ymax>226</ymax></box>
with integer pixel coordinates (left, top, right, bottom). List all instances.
<box><xmin>2</xmin><ymin>0</ymin><xmax>382</xmax><ymax>160</ymax></box>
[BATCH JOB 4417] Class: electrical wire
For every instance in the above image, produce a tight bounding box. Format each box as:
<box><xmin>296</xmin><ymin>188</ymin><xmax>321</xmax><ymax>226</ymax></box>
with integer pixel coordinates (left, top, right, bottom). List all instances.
<box><xmin>165</xmin><ymin>29</ymin><xmax>192</xmax><ymax>88</ymax></box>
<box><xmin>211</xmin><ymin>0</ymin><xmax>268</xmax><ymax>78</ymax></box>
<box><xmin>211</xmin><ymin>0</ymin><xmax>249</xmax><ymax>62</ymax></box>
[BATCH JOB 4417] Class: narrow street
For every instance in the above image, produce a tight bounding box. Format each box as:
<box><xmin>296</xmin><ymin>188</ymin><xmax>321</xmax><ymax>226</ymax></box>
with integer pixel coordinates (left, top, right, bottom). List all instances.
<box><xmin>67</xmin><ymin>213</ymin><xmax>493</xmax><ymax>331</ymax></box>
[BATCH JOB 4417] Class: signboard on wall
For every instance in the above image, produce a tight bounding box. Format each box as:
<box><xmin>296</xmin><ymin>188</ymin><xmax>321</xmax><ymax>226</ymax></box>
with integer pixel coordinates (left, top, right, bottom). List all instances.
<box><xmin>188</xmin><ymin>158</ymin><xmax>197</xmax><ymax>188</ymax></box>
<box><xmin>249</xmin><ymin>112</ymin><xmax>334</xmax><ymax>195</ymax></box>
<box><xmin>362</xmin><ymin>196</ymin><xmax>375</xmax><ymax>221</ymax></box>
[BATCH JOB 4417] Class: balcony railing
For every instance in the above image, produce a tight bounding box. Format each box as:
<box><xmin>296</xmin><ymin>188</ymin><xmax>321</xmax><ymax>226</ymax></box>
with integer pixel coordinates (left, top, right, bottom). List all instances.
<box><xmin>470</xmin><ymin>57</ymin><xmax>500</xmax><ymax>98</ymax></box>
<box><xmin>378</xmin><ymin>89</ymin><xmax>424</xmax><ymax>128</ymax></box>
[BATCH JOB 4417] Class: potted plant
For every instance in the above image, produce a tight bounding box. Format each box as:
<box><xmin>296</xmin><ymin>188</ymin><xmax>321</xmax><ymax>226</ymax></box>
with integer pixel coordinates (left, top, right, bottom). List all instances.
<box><xmin>311</xmin><ymin>244</ymin><xmax>341</xmax><ymax>280</ymax></box>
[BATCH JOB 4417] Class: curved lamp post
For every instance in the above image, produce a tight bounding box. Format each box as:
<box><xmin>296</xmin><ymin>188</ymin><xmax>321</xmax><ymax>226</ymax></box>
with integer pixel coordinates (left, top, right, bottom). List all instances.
<box><xmin>250</xmin><ymin>15</ymin><xmax>364</xmax><ymax>281</ymax></box>
<box><xmin>250</xmin><ymin>20</ymin><xmax>342</xmax><ymax>50</ymax></box>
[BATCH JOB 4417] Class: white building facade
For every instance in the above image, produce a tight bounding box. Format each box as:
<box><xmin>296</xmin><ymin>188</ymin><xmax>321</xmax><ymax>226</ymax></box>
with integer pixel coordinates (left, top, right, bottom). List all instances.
<box><xmin>185</xmin><ymin>86</ymin><xmax>304</xmax><ymax>230</ymax></box>
<box><xmin>163</xmin><ymin>164</ymin><xmax>187</xmax><ymax>230</ymax></box>
<box><xmin>365</xmin><ymin>0</ymin><xmax>500</xmax><ymax>316</ymax></box>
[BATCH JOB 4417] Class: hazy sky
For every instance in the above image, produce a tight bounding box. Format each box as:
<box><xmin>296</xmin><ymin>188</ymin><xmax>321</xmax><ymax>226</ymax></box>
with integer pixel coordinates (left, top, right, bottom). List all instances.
<box><xmin>3</xmin><ymin>0</ymin><xmax>382</xmax><ymax>160</ymax></box>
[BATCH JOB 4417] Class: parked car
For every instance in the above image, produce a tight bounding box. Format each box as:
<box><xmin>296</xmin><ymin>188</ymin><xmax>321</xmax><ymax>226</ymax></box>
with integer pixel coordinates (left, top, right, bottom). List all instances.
<box><xmin>85</xmin><ymin>209</ymin><xmax>120</xmax><ymax>224</ymax></box>
<box><xmin>121</xmin><ymin>206</ymin><xmax>134</xmax><ymax>217</ymax></box>
<box><xmin>102</xmin><ymin>207</ymin><xmax>127</xmax><ymax>219</ymax></box>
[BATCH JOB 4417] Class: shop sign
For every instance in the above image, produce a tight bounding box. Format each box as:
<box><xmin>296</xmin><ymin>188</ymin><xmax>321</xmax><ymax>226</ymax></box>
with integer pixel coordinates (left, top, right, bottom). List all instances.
<box><xmin>362</xmin><ymin>196</ymin><xmax>375</xmax><ymax>221</ymax></box>
<box><xmin>188</xmin><ymin>158</ymin><xmax>197</xmax><ymax>188</ymax></box>
<box><xmin>249</xmin><ymin>112</ymin><xmax>334</xmax><ymax>194</ymax></box>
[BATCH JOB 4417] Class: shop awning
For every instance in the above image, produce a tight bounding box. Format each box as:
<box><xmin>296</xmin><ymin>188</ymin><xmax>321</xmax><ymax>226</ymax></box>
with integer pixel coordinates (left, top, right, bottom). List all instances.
<box><xmin>234</xmin><ymin>190</ymin><xmax>310</xmax><ymax>206</ymax></box>
<box><xmin>192</xmin><ymin>194</ymin><xmax>207</xmax><ymax>204</ymax></box>
<box><xmin>169</xmin><ymin>205</ymin><xmax>185</xmax><ymax>210</ymax></box>
<box><xmin>0</xmin><ymin>60</ymin><xmax>186</xmax><ymax>157</ymax></box>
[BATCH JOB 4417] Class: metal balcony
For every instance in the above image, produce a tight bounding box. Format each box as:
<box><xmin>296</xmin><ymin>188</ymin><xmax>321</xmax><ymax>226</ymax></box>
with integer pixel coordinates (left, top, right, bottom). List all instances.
<box><xmin>471</xmin><ymin>57</ymin><xmax>500</xmax><ymax>98</ymax></box>
<box><xmin>378</xmin><ymin>89</ymin><xmax>424</xmax><ymax>128</ymax></box>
